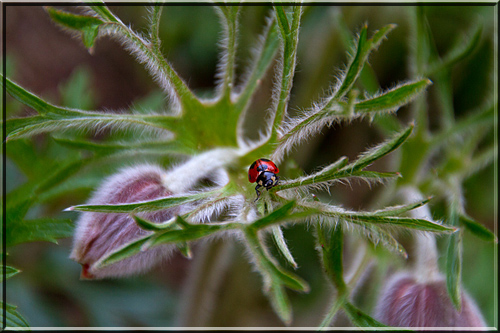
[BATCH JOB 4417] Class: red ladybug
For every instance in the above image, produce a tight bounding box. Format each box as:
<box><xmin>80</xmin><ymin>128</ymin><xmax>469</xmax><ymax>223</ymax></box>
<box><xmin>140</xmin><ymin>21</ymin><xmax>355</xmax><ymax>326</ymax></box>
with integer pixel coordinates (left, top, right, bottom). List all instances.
<box><xmin>248</xmin><ymin>158</ymin><xmax>280</xmax><ymax>200</ymax></box>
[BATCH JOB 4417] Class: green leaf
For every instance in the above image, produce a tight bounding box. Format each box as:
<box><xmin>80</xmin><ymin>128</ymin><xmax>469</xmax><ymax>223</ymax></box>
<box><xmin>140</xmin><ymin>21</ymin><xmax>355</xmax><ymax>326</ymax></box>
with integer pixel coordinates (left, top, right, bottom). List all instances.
<box><xmin>2</xmin><ymin>76</ymin><xmax>178</xmax><ymax>140</ymax></box>
<box><xmin>342</xmin><ymin>213</ymin><xmax>455</xmax><ymax>233</ymax></box>
<box><xmin>333</xmin><ymin>24</ymin><xmax>396</xmax><ymax>100</ymax></box>
<box><xmin>430</xmin><ymin>103</ymin><xmax>494</xmax><ymax>149</ymax></box>
<box><xmin>95</xmin><ymin>234</ymin><xmax>153</xmax><ymax>268</ymax></box>
<box><xmin>317</xmin><ymin>223</ymin><xmax>347</xmax><ymax>295</ymax></box>
<box><xmin>67</xmin><ymin>190</ymin><xmax>216</xmax><ymax>213</ymax></box>
<box><xmin>271</xmin><ymin>225</ymin><xmax>298</xmax><ymax>269</ymax></box>
<box><xmin>235</xmin><ymin>18</ymin><xmax>280</xmax><ymax>113</ymax></box>
<box><xmin>343</xmin><ymin>124</ymin><xmax>414</xmax><ymax>173</ymax></box>
<box><xmin>459</xmin><ymin>214</ymin><xmax>497</xmax><ymax>242</ymax></box>
<box><xmin>446</xmin><ymin>229</ymin><xmax>463</xmax><ymax>311</ymax></box>
<box><xmin>268</xmin><ymin>282</ymin><xmax>292</xmax><ymax>326</ymax></box>
<box><xmin>45</xmin><ymin>6</ymin><xmax>104</xmax><ymax>50</ymax></box>
<box><xmin>364</xmin><ymin>225</ymin><xmax>408</xmax><ymax>259</ymax></box>
<box><xmin>271</xmin><ymin>6</ymin><xmax>303</xmax><ymax>140</ymax></box>
<box><xmin>371</xmin><ymin>197</ymin><xmax>431</xmax><ymax>217</ymax></box>
<box><xmin>426</xmin><ymin>24</ymin><xmax>482</xmax><ymax>76</ymax></box>
<box><xmin>0</xmin><ymin>265</ymin><xmax>21</xmax><ymax>282</ymax></box>
<box><xmin>6</xmin><ymin>218</ymin><xmax>74</xmax><ymax>247</ymax></box>
<box><xmin>353</xmin><ymin>79</ymin><xmax>432</xmax><ymax>113</ymax></box>
<box><xmin>1</xmin><ymin>301</ymin><xmax>30</xmax><ymax>327</ymax></box>
<box><xmin>251</xmin><ymin>200</ymin><xmax>296</xmax><ymax>229</ymax></box>
<box><xmin>242</xmin><ymin>227</ymin><xmax>309</xmax><ymax>324</ymax></box>
<box><xmin>276</xmin><ymin>156</ymin><xmax>348</xmax><ymax>191</ymax></box>
<box><xmin>342</xmin><ymin>301</ymin><xmax>389</xmax><ymax>327</ymax></box>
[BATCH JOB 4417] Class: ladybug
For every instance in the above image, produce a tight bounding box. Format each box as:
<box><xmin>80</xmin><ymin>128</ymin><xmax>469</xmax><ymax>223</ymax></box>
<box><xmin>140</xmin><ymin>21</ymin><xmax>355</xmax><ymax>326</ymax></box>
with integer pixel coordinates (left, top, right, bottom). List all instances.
<box><xmin>248</xmin><ymin>158</ymin><xmax>280</xmax><ymax>201</ymax></box>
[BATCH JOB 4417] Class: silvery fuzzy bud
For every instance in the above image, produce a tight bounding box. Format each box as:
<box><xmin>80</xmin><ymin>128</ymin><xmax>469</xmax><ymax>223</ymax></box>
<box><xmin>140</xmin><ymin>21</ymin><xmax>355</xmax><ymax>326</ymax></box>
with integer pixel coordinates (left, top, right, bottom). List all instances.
<box><xmin>374</xmin><ymin>272</ymin><xmax>486</xmax><ymax>328</ymax></box>
<box><xmin>70</xmin><ymin>164</ymin><xmax>190</xmax><ymax>280</ymax></box>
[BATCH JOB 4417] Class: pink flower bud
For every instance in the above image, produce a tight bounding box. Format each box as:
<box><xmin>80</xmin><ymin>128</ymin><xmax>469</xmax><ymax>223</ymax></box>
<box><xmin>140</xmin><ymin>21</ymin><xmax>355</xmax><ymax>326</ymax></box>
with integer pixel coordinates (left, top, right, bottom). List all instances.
<box><xmin>375</xmin><ymin>272</ymin><xmax>486</xmax><ymax>327</ymax></box>
<box><xmin>70</xmin><ymin>164</ymin><xmax>188</xmax><ymax>280</ymax></box>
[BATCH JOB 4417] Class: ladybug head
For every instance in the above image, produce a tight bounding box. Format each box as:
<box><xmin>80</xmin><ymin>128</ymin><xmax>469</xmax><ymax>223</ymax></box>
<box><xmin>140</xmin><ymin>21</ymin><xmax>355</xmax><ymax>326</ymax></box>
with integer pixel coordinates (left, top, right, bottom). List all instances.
<box><xmin>260</xmin><ymin>171</ymin><xmax>277</xmax><ymax>189</ymax></box>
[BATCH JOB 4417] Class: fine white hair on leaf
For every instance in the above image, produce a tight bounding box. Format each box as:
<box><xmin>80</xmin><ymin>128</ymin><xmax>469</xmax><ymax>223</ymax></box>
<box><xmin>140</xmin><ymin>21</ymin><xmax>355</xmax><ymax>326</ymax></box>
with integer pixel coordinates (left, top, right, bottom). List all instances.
<box><xmin>161</xmin><ymin>148</ymin><xmax>236</xmax><ymax>193</ymax></box>
<box><xmin>234</xmin><ymin>13</ymin><xmax>276</xmax><ymax>97</ymax></box>
<box><xmin>236</xmin><ymin>14</ymin><xmax>277</xmax><ymax>146</ymax></box>
<box><xmin>212</xmin><ymin>6</ymin><xmax>240</xmax><ymax>99</ymax></box>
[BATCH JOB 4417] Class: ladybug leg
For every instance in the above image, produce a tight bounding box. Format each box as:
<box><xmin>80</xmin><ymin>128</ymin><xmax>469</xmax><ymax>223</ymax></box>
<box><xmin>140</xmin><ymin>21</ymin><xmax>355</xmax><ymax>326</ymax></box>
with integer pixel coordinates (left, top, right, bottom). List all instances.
<box><xmin>275</xmin><ymin>175</ymin><xmax>280</xmax><ymax>185</ymax></box>
<box><xmin>254</xmin><ymin>184</ymin><xmax>262</xmax><ymax>201</ymax></box>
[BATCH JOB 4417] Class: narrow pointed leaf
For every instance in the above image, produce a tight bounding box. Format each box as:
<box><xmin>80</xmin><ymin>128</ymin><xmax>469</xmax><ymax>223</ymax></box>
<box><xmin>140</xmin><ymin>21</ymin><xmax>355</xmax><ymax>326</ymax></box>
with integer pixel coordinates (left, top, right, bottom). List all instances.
<box><xmin>371</xmin><ymin>197</ymin><xmax>431</xmax><ymax>217</ymax></box>
<box><xmin>268</xmin><ymin>283</ymin><xmax>292</xmax><ymax>326</ymax></box>
<box><xmin>353</xmin><ymin>79</ymin><xmax>432</xmax><ymax>113</ymax></box>
<box><xmin>1</xmin><ymin>302</ymin><xmax>30</xmax><ymax>327</ymax></box>
<box><xmin>0</xmin><ymin>266</ymin><xmax>20</xmax><ymax>282</ymax></box>
<box><xmin>45</xmin><ymin>6</ymin><xmax>104</xmax><ymax>50</ymax></box>
<box><xmin>459</xmin><ymin>213</ymin><xmax>497</xmax><ymax>242</ymax></box>
<box><xmin>446</xmin><ymin>229</ymin><xmax>463</xmax><ymax>311</ymax></box>
<box><xmin>96</xmin><ymin>234</ymin><xmax>153</xmax><ymax>268</ymax></box>
<box><xmin>364</xmin><ymin>224</ymin><xmax>408</xmax><ymax>259</ymax></box>
<box><xmin>426</xmin><ymin>24</ymin><xmax>482</xmax><ymax>76</ymax></box>
<box><xmin>333</xmin><ymin>24</ymin><xmax>396</xmax><ymax>100</ymax></box>
<box><xmin>276</xmin><ymin>157</ymin><xmax>348</xmax><ymax>191</ymax></box>
<box><xmin>271</xmin><ymin>225</ymin><xmax>298</xmax><ymax>269</ymax></box>
<box><xmin>342</xmin><ymin>301</ymin><xmax>389</xmax><ymax>327</ymax></box>
<box><xmin>317</xmin><ymin>223</ymin><xmax>347</xmax><ymax>294</ymax></box>
<box><xmin>344</xmin><ymin>124</ymin><xmax>413</xmax><ymax>173</ymax></box>
<box><xmin>236</xmin><ymin>17</ymin><xmax>279</xmax><ymax>113</ymax></box>
<box><xmin>251</xmin><ymin>200</ymin><xmax>296</xmax><ymax>229</ymax></box>
<box><xmin>67</xmin><ymin>191</ymin><xmax>215</xmax><ymax>213</ymax></box>
<box><xmin>430</xmin><ymin>103</ymin><xmax>494</xmax><ymax>149</ymax></box>
<box><xmin>132</xmin><ymin>215</ymin><xmax>176</xmax><ymax>231</ymax></box>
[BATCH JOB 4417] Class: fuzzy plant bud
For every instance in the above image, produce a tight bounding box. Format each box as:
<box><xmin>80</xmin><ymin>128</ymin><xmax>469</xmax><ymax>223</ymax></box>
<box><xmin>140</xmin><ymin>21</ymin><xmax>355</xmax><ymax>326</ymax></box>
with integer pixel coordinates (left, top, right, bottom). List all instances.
<box><xmin>374</xmin><ymin>272</ymin><xmax>486</xmax><ymax>328</ymax></box>
<box><xmin>70</xmin><ymin>164</ymin><xmax>191</xmax><ymax>280</ymax></box>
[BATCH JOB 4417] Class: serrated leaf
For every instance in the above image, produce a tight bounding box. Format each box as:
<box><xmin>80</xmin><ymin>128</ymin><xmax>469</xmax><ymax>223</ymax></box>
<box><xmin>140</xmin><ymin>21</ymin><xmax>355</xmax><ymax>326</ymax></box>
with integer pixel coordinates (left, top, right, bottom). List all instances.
<box><xmin>459</xmin><ymin>214</ymin><xmax>497</xmax><ymax>242</ymax></box>
<box><xmin>1</xmin><ymin>301</ymin><xmax>30</xmax><ymax>327</ymax></box>
<box><xmin>0</xmin><ymin>265</ymin><xmax>21</xmax><ymax>282</ymax></box>
<box><xmin>6</xmin><ymin>218</ymin><xmax>74</xmax><ymax>247</ymax></box>
<box><xmin>45</xmin><ymin>6</ymin><xmax>104</xmax><ymax>50</ymax></box>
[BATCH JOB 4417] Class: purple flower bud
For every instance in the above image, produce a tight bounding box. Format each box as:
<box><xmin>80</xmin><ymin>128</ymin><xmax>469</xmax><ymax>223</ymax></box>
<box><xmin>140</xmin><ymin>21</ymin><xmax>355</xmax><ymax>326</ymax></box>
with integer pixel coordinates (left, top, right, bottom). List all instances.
<box><xmin>70</xmin><ymin>164</ymin><xmax>189</xmax><ymax>280</ymax></box>
<box><xmin>375</xmin><ymin>272</ymin><xmax>486</xmax><ymax>327</ymax></box>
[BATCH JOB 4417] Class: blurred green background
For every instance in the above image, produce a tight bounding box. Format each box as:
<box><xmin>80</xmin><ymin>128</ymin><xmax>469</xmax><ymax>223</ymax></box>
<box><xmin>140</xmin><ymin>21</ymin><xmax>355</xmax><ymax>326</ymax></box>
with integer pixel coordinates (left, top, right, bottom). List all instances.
<box><xmin>4</xmin><ymin>4</ymin><xmax>496</xmax><ymax>327</ymax></box>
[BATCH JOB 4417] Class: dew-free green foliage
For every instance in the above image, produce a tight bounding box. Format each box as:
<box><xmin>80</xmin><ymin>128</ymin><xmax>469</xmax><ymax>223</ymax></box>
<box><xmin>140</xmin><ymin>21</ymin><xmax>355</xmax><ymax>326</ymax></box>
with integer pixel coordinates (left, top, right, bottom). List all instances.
<box><xmin>2</xmin><ymin>3</ymin><xmax>496</xmax><ymax>328</ymax></box>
